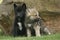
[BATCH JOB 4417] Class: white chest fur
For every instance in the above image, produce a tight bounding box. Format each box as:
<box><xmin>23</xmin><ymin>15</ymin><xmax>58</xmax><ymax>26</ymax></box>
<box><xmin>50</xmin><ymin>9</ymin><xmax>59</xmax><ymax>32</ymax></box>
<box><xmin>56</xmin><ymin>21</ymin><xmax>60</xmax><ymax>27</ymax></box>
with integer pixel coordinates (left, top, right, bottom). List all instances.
<box><xmin>17</xmin><ymin>22</ymin><xmax>22</xmax><ymax>30</ymax></box>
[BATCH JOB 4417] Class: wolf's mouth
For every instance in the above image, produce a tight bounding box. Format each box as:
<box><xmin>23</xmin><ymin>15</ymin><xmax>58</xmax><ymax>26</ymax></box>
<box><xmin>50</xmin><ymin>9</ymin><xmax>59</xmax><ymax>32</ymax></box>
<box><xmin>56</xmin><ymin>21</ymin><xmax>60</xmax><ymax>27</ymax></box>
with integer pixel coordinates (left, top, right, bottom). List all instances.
<box><xmin>34</xmin><ymin>18</ymin><xmax>40</xmax><ymax>22</ymax></box>
<box><xmin>28</xmin><ymin>18</ymin><xmax>40</xmax><ymax>23</ymax></box>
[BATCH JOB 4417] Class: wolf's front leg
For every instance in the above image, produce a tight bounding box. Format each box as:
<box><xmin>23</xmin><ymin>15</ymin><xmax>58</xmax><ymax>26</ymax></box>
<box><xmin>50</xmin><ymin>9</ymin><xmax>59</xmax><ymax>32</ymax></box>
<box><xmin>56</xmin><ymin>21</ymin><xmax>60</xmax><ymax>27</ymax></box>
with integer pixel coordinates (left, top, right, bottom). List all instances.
<box><xmin>34</xmin><ymin>25</ymin><xmax>41</xmax><ymax>37</ymax></box>
<box><xmin>27</xmin><ymin>28</ymin><xmax>31</xmax><ymax>37</ymax></box>
<box><xmin>26</xmin><ymin>24</ymin><xmax>32</xmax><ymax>37</ymax></box>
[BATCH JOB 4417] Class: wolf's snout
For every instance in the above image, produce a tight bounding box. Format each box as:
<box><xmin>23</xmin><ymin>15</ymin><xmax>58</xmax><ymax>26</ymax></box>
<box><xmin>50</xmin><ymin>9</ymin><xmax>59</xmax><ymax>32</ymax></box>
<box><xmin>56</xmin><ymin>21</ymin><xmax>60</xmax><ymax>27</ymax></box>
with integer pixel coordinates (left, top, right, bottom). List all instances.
<box><xmin>34</xmin><ymin>18</ymin><xmax>40</xmax><ymax>22</ymax></box>
<box><xmin>37</xmin><ymin>17</ymin><xmax>40</xmax><ymax>20</ymax></box>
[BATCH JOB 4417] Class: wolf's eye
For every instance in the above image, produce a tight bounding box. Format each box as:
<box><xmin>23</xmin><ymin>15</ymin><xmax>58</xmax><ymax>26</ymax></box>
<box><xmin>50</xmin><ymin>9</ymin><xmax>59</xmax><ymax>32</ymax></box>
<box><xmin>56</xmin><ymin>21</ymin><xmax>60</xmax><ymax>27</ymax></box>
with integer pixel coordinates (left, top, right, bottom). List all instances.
<box><xmin>35</xmin><ymin>15</ymin><xmax>37</xmax><ymax>16</ymax></box>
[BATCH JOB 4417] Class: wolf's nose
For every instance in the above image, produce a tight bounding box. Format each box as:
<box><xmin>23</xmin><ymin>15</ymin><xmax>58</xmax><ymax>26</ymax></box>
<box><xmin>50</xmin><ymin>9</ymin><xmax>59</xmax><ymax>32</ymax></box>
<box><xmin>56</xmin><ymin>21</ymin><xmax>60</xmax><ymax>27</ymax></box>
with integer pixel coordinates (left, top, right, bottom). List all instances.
<box><xmin>37</xmin><ymin>18</ymin><xmax>40</xmax><ymax>20</ymax></box>
<box><xmin>35</xmin><ymin>18</ymin><xmax>40</xmax><ymax>22</ymax></box>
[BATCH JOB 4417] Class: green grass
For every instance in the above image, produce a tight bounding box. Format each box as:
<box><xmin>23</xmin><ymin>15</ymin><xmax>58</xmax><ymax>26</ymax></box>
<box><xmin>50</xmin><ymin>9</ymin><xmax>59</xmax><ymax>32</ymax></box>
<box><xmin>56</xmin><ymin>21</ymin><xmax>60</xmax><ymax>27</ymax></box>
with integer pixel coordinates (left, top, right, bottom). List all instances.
<box><xmin>0</xmin><ymin>29</ymin><xmax>60</xmax><ymax>40</ymax></box>
<box><xmin>0</xmin><ymin>33</ymin><xmax>60</xmax><ymax>40</ymax></box>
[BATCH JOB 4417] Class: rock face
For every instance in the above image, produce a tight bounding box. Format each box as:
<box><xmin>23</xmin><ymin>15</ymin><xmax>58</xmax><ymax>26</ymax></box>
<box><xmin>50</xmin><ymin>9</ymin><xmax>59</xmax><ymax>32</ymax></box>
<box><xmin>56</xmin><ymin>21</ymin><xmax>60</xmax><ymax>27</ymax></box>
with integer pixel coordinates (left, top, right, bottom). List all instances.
<box><xmin>0</xmin><ymin>0</ymin><xmax>14</xmax><ymax>35</ymax></box>
<box><xmin>0</xmin><ymin>0</ymin><xmax>60</xmax><ymax>35</ymax></box>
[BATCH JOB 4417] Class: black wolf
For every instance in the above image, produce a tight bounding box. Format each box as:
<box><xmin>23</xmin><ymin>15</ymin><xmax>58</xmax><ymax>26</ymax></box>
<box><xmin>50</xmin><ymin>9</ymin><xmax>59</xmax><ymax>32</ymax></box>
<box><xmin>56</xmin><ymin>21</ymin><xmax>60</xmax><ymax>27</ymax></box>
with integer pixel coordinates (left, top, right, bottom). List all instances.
<box><xmin>12</xmin><ymin>3</ymin><xmax>27</xmax><ymax>36</ymax></box>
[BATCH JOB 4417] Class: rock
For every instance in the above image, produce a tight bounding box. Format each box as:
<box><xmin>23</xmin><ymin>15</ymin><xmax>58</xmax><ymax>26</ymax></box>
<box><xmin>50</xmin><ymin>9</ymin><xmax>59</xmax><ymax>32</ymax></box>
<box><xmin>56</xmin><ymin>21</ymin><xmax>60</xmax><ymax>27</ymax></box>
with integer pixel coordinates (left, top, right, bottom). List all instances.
<box><xmin>0</xmin><ymin>0</ymin><xmax>14</xmax><ymax>35</ymax></box>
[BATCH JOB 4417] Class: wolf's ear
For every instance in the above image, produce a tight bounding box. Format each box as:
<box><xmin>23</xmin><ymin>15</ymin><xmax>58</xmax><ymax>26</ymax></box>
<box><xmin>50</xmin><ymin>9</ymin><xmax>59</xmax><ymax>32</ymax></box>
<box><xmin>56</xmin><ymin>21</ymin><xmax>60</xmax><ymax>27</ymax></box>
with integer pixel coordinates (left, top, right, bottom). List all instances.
<box><xmin>22</xmin><ymin>3</ymin><xmax>27</xmax><ymax>9</ymax></box>
<box><xmin>14</xmin><ymin>3</ymin><xmax>17</xmax><ymax>8</ymax></box>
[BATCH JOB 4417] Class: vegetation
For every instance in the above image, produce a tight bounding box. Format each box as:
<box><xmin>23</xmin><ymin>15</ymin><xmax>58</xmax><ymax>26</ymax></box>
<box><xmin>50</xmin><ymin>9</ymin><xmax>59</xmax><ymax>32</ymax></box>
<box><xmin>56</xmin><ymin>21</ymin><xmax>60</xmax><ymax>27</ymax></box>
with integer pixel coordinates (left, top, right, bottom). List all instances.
<box><xmin>0</xmin><ymin>31</ymin><xmax>60</xmax><ymax>40</ymax></box>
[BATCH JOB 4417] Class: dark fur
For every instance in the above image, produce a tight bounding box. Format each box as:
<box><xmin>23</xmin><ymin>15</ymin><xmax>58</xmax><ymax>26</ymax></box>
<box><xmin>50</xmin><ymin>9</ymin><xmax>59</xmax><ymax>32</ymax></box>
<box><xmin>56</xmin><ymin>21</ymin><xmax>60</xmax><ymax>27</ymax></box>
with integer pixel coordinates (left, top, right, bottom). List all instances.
<box><xmin>12</xmin><ymin>3</ymin><xmax>27</xmax><ymax>37</ymax></box>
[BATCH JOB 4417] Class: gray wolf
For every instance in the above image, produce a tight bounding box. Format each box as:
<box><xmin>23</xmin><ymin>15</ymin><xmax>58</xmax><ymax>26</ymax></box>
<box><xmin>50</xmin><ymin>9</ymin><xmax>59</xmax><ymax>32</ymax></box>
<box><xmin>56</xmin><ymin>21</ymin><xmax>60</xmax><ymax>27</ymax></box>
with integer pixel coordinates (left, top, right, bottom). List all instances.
<box><xmin>25</xmin><ymin>8</ymin><xmax>51</xmax><ymax>37</ymax></box>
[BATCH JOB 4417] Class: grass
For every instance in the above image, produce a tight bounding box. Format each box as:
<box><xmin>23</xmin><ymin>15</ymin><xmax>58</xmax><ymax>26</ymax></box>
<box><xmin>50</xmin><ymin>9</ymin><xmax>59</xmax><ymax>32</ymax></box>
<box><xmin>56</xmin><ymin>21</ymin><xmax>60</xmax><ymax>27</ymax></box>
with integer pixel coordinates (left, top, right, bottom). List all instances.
<box><xmin>0</xmin><ymin>33</ymin><xmax>60</xmax><ymax>40</ymax></box>
<box><xmin>0</xmin><ymin>29</ymin><xmax>60</xmax><ymax>40</ymax></box>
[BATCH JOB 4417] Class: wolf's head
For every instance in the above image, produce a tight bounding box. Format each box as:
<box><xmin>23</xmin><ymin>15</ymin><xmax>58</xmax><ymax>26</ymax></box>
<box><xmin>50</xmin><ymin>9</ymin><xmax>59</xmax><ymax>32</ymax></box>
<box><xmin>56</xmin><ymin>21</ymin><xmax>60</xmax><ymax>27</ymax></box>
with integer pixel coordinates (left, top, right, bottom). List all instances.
<box><xmin>14</xmin><ymin>3</ymin><xmax>26</xmax><ymax>18</ymax></box>
<box><xmin>26</xmin><ymin>8</ymin><xmax>40</xmax><ymax>22</ymax></box>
